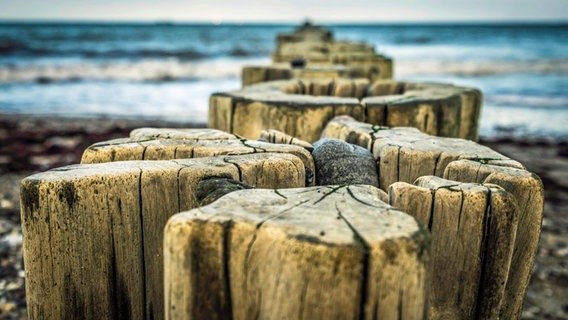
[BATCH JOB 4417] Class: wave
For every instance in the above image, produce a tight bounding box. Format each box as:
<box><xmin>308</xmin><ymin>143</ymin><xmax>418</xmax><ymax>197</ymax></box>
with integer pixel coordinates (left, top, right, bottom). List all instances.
<box><xmin>0</xmin><ymin>58</ymin><xmax>269</xmax><ymax>83</ymax></box>
<box><xmin>3</xmin><ymin>56</ymin><xmax>566</xmax><ymax>84</ymax></box>
<box><xmin>396</xmin><ymin>58</ymin><xmax>568</xmax><ymax>76</ymax></box>
<box><xmin>0</xmin><ymin>42</ymin><xmax>266</xmax><ymax>60</ymax></box>
<box><xmin>485</xmin><ymin>94</ymin><xmax>568</xmax><ymax>109</ymax></box>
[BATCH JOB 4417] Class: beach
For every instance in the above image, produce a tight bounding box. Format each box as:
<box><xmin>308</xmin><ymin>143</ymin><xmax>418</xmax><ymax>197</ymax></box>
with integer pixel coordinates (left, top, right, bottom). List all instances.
<box><xmin>0</xmin><ymin>114</ymin><xmax>566</xmax><ymax>319</ymax></box>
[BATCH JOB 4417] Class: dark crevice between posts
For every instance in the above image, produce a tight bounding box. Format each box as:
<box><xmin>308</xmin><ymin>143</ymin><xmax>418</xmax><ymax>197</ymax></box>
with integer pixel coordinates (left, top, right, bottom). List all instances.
<box><xmin>363</xmin><ymin>101</ymin><xmax>370</xmax><ymax>124</ymax></box>
<box><xmin>334</xmin><ymin>203</ymin><xmax>370</xmax><ymax>320</ymax></box>
<box><xmin>176</xmin><ymin>167</ymin><xmax>184</xmax><ymax>213</ymax></box>
<box><xmin>432</xmin><ymin>152</ymin><xmax>442</xmax><ymax>176</ymax></box>
<box><xmin>368</xmin><ymin>133</ymin><xmax>379</xmax><ymax>158</ymax></box>
<box><xmin>475</xmin><ymin>186</ymin><xmax>493</xmax><ymax>319</ymax></box>
<box><xmin>305</xmin><ymin>166</ymin><xmax>314</xmax><ymax>186</ymax></box>
<box><xmin>229</xmin><ymin>99</ymin><xmax>237</xmax><ymax>134</ymax></box>
<box><xmin>137</xmin><ymin>168</ymin><xmax>148</xmax><ymax>320</ymax></box>
<box><xmin>427</xmin><ymin>190</ymin><xmax>436</xmax><ymax>231</ymax></box>
<box><xmin>375</xmin><ymin>158</ymin><xmax>382</xmax><ymax>190</ymax></box>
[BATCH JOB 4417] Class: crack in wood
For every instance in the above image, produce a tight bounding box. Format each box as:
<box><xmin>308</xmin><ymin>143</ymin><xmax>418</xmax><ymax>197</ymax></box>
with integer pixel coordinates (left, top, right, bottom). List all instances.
<box><xmin>239</xmin><ymin>139</ymin><xmax>267</xmax><ymax>153</ymax></box>
<box><xmin>333</xmin><ymin>202</ymin><xmax>370</xmax><ymax>320</ymax></box>
<box><xmin>314</xmin><ymin>185</ymin><xmax>347</xmax><ymax>204</ymax></box>
<box><xmin>475</xmin><ymin>185</ymin><xmax>493</xmax><ymax>318</ymax></box>
<box><xmin>346</xmin><ymin>186</ymin><xmax>383</xmax><ymax>208</ymax></box>
<box><xmin>89</xmin><ymin>138</ymin><xmax>157</xmax><ymax>148</ymax></box>
<box><xmin>273</xmin><ymin>189</ymin><xmax>287</xmax><ymax>199</ymax></box>
<box><xmin>137</xmin><ymin>168</ymin><xmax>147</xmax><ymax>320</ymax></box>
<box><xmin>223</xmin><ymin>157</ymin><xmax>243</xmax><ymax>181</ymax></box>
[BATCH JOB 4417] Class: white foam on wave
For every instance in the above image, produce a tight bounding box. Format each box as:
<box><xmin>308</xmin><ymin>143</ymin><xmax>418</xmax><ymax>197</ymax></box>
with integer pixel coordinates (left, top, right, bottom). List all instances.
<box><xmin>486</xmin><ymin>94</ymin><xmax>568</xmax><ymax>108</ymax></box>
<box><xmin>396</xmin><ymin>58</ymin><xmax>568</xmax><ymax>77</ymax></box>
<box><xmin>0</xmin><ymin>57</ymin><xmax>271</xmax><ymax>83</ymax></box>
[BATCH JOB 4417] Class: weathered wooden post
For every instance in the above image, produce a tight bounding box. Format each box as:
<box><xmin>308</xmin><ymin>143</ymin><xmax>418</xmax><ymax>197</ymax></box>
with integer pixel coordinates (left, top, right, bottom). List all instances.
<box><xmin>322</xmin><ymin>116</ymin><xmax>544</xmax><ymax>319</ymax></box>
<box><xmin>21</xmin><ymin>149</ymin><xmax>310</xmax><ymax>319</ymax></box>
<box><xmin>210</xmin><ymin>78</ymin><xmax>482</xmax><ymax>142</ymax></box>
<box><xmin>80</xmin><ymin>133</ymin><xmax>315</xmax><ymax>184</ymax></box>
<box><xmin>164</xmin><ymin>185</ymin><xmax>430</xmax><ymax>320</ymax></box>
<box><xmin>390</xmin><ymin>177</ymin><xmax>518</xmax><ymax>319</ymax></box>
<box><xmin>444</xmin><ymin>160</ymin><xmax>544</xmax><ymax>319</ymax></box>
<box><xmin>246</xmin><ymin>24</ymin><xmax>393</xmax><ymax>87</ymax></box>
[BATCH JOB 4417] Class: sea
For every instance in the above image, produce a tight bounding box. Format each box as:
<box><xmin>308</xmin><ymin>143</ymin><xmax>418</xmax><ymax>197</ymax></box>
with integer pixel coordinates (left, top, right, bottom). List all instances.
<box><xmin>1</xmin><ymin>22</ymin><xmax>567</xmax><ymax>139</ymax></box>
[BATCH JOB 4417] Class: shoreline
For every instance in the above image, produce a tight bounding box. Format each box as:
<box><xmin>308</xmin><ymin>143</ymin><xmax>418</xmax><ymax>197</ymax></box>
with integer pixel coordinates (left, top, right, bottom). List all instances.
<box><xmin>1</xmin><ymin>114</ymin><xmax>567</xmax><ymax>319</ymax></box>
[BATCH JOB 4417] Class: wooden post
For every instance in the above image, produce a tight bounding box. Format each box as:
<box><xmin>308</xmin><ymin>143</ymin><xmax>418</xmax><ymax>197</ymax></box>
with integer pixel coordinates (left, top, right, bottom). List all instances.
<box><xmin>324</xmin><ymin>116</ymin><xmax>543</xmax><ymax>319</ymax></box>
<box><xmin>444</xmin><ymin>160</ymin><xmax>544</xmax><ymax>319</ymax></box>
<box><xmin>80</xmin><ymin>134</ymin><xmax>315</xmax><ymax>187</ymax></box>
<box><xmin>164</xmin><ymin>185</ymin><xmax>430</xmax><ymax>320</ymax></box>
<box><xmin>21</xmin><ymin>153</ymin><xmax>307</xmax><ymax>320</ymax></box>
<box><xmin>390</xmin><ymin>177</ymin><xmax>519</xmax><ymax>319</ymax></box>
<box><xmin>210</xmin><ymin>79</ymin><xmax>481</xmax><ymax>142</ymax></box>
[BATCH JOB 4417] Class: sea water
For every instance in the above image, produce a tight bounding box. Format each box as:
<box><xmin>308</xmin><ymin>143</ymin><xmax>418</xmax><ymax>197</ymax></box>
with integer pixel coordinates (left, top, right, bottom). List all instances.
<box><xmin>0</xmin><ymin>22</ymin><xmax>566</xmax><ymax>139</ymax></box>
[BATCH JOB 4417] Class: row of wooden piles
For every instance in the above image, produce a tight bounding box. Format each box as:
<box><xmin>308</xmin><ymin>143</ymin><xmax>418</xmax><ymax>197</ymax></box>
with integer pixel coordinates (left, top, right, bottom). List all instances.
<box><xmin>20</xmin><ymin>23</ymin><xmax>543</xmax><ymax>320</ymax></box>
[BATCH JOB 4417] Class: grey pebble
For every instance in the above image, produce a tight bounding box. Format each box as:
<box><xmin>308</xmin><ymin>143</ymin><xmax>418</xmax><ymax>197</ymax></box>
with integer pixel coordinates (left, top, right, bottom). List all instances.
<box><xmin>312</xmin><ymin>138</ymin><xmax>379</xmax><ymax>187</ymax></box>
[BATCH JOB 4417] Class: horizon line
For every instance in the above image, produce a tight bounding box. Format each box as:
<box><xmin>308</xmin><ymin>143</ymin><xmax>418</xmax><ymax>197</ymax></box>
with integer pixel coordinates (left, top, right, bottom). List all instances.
<box><xmin>1</xmin><ymin>18</ymin><xmax>567</xmax><ymax>26</ymax></box>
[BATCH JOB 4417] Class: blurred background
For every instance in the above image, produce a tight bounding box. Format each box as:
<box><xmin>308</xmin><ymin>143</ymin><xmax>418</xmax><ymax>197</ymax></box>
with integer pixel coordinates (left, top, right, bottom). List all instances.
<box><xmin>1</xmin><ymin>0</ymin><xmax>567</xmax><ymax>139</ymax></box>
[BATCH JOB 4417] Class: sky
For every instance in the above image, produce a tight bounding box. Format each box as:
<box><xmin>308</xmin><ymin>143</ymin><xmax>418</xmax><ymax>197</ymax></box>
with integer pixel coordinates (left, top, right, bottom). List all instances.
<box><xmin>0</xmin><ymin>0</ymin><xmax>567</xmax><ymax>23</ymax></box>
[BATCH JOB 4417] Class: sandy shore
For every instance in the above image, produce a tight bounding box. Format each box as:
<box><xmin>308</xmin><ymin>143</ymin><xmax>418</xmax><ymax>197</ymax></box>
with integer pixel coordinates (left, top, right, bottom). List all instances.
<box><xmin>1</xmin><ymin>114</ymin><xmax>567</xmax><ymax>319</ymax></box>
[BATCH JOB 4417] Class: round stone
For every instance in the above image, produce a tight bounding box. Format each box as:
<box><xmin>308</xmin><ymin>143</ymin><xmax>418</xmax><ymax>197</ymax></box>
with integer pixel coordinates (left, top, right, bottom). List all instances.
<box><xmin>312</xmin><ymin>138</ymin><xmax>378</xmax><ymax>187</ymax></box>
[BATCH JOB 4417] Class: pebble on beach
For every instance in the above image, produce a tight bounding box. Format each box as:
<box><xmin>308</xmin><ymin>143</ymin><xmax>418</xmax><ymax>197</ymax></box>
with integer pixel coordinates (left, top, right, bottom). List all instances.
<box><xmin>312</xmin><ymin>138</ymin><xmax>379</xmax><ymax>187</ymax></box>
